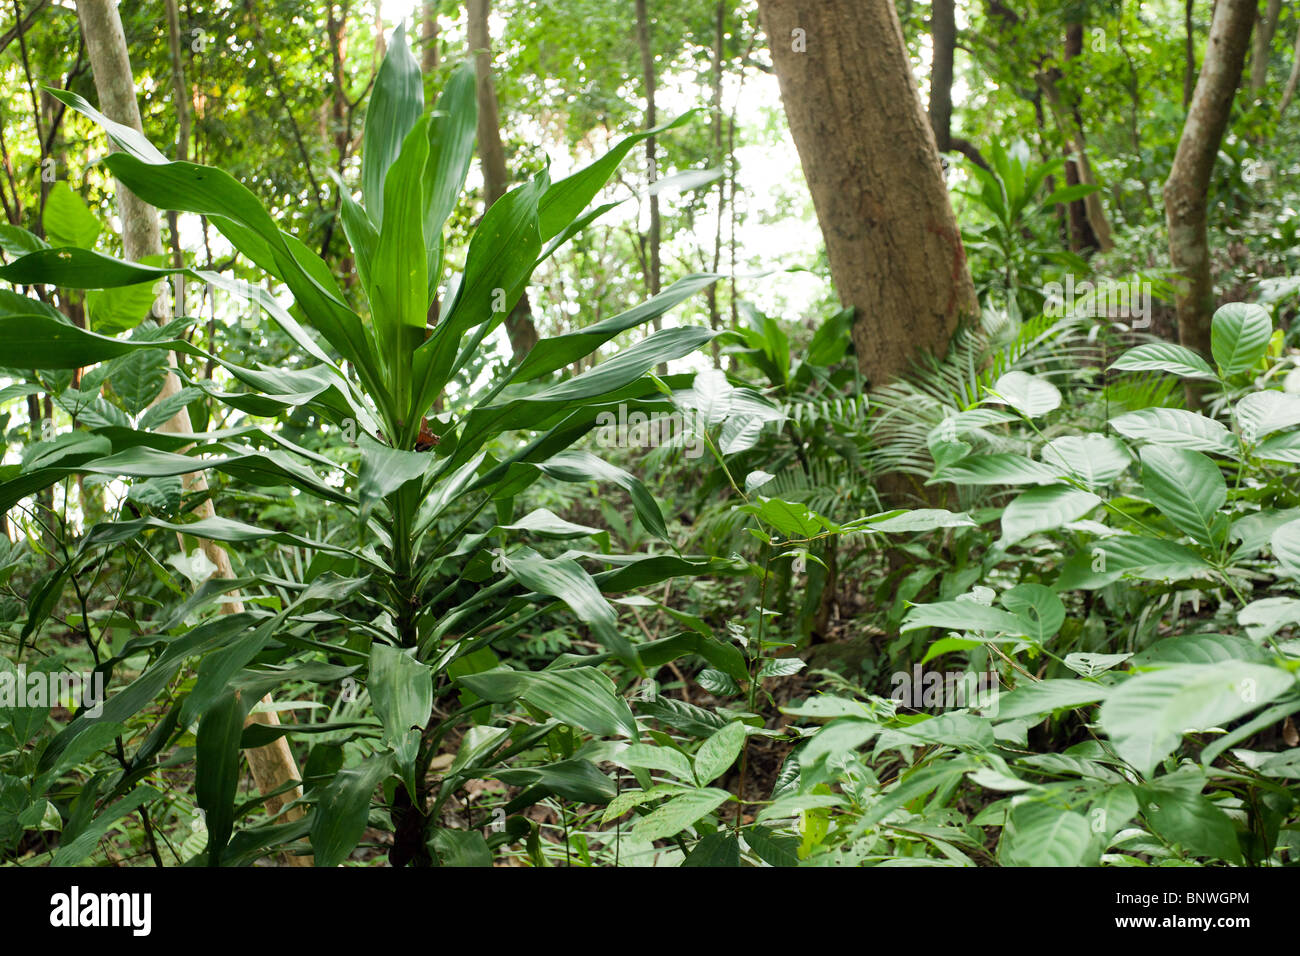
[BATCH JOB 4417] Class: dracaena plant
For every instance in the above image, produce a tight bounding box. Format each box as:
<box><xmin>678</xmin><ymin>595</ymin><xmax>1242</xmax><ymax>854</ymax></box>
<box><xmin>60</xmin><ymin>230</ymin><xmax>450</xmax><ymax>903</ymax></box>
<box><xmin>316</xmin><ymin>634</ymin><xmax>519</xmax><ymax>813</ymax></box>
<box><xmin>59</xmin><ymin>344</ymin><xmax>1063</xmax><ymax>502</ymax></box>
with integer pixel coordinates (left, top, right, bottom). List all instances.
<box><xmin>0</xmin><ymin>26</ymin><xmax>740</xmax><ymax>866</ymax></box>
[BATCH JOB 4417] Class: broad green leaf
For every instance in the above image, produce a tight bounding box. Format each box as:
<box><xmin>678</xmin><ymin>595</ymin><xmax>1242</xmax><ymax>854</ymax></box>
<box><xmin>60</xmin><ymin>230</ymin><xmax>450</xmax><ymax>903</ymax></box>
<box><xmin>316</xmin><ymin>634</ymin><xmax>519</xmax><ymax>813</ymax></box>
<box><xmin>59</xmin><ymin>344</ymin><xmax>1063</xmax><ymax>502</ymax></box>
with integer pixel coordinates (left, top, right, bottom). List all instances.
<box><xmin>1236</xmin><ymin>390</ymin><xmax>1300</xmax><ymax>443</ymax></box>
<box><xmin>1100</xmin><ymin>662</ymin><xmax>1295</xmax><ymax>776</ymax></box>
<box><xmin>1211</xmin><ymin>302</ymin><xmax>1271</xmax><ymax>377</ymax></box>
<box><xmin>1109</xmin><ymin>342</ymin><xmax>1215</xmax><ymax>379</ymax></box>
<box><xmin>370</xmin><ymin>115</ymin><xmax>430</xmax><ymax>415</ymax></box>
<box><xmin>744</xmin><ymin>824</ymin><xmax>801</xmax><ymax>867</ymax></box>
<box><xmin>984</xmin><ymin>370</ymin><xmax>1061</xmax><ymax>418</ymax></box>
<box><xmin>428</xmin><ymin>827</ymin><xmax>492</xmax><ymax>867</ymax></box>
<box><xmin>682</xmin><ymin>831</ymin><xmax>741</xmax><ymax>866</ymax></box>
<box><xmin>493</xmin><ymin>758</ymin><xmax>615</xmax><ymax>804</ymax></box>
<box><xmin>501</xmin><ymin>548</ymin><xmax>632</xmax><ymax>663</ymax></box>
<box><xmin>902</xmin><ymin>600</ymin><xmax>1027</xmax><ymax>636</ymax></box>
<box><xmin>1109</xmin><ymin>407</ymin><xmax>1235</xmax><ymax>455</ymax></box>
<box><xmin>932</xmin><ymin>453</ymin><xmax>1059</xmax><ymax>486</ymax></box>
<box><xmin>1139</xmin><ymin>786</ymin><xmax>1242</xmax><ymax>863</ymax></box>
<box><xmin>1271</xmin><ymin>518</ymin><xmax>1300</xmax><ymax>579</ymax></box>
<box><xmin>999</xmin><ymin>801</ymin><xmax>1094</xmax><ymax>866</ymax></box>
<box><xmin>1000</xmin><ymin>583</ymin><xmax>1065</xmax><ymax>642</ymax></box>
<box><xmin>994</xmin><ymin>679</ymin><xmax>1109</xmax><ymax>719</ymax></box>
<box><xmin>631</xmin><ymin>787</ymin><xmax>731</xmax><ymax>842</ymax></box>
<box><xmin>1040</xmin><ymin>434</ymin><xmax>1131</xmax><ymax>486</ymax></box>
<box><xmin>619</xmin><ymin>744</ymin><xmax>696</xmax><ymax>782</ymax></box>
<box><xmin>861</xmin><ymin>509</ymin><xmax>976</xmax><ymax>533</ymax></box>
<box><xmin>1132</xmin><ymin>633</ymin><xmax>1267</xmax><ymax>666</ymax></box>
<box><xmin>999</xmin><ymin>484</ymin><xmax>1101</xmax><ymax>546</ymax></box>
<box><xmin>511</xmin><ymin>273</ymin><xmax>720</xmax><ymax>383</ymax></box>
<box><xmin>357</xmin><ymin>434</ymin><xmax>429</xmax><ymax>517</ymax></box>
<box><xmin>1139</xmin><ymin>445</ymin><xmax>1227</xmax><ymax>547</ymax></box>
<box><xmin>694</xmin><ymin>720</ymin><xmax>747</xmax><ymax>785</ymax></box>
<box><xmin>535</xmin><ymin>449</ymin><xmax>667</xmax><ymax>540</ymax></box>
<box><xmin>43</xmin><ymin>182</ymin><xmax>101</xmax><ymax>249</ymax></box>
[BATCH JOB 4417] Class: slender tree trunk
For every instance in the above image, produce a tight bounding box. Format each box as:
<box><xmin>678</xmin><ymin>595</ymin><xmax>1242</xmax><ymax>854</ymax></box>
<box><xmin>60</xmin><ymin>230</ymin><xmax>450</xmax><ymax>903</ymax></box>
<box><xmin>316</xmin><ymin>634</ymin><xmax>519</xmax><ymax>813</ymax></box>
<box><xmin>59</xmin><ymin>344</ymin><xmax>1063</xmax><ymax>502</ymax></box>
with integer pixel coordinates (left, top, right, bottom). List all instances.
<box><xmin>1035</xmin><ymin>27</ymin><xmax>1113</xmax><ymax>254</ymax></box>
<box><xmin>164</xmin><ymin>0</ymin><xmax>189</xmax><ymax>271</ymax></box>
<box><xmin>928</xmin><ymin>0</ymin><xmax>988</xmax><ymax>170</ymax></box>
<box><xmin>74</xmin><ymin>0</ymin><xmax>310</xmax><ymax>863</ymax></box>
<box><xmin>755</xmin><ymin>0</ymin><xmax>977</xmax><ymax>387</ymax></box>
<box><xmin>634</xmin><ymin>0</ymin><xmax>667</xmax><ymax>375</ymax></box>
<box><xmin>1164</xmin><ymin>0</ymin><xmax>1256</xmax><ymax>367</ymax></box>
<box><xmin>421</xmin><ymin>0</ymin><xmax>440</xmax><ymax>73</ymax></box>
<box><xmin>1251</xmin><ymin>0</ymin><xmax>1280</xmax><ymax>95</ymax></box>
<box><xmin>707</xmin><ymin>0</ymin><xmax>725</xmax><ymax>367</ymax></box>
<box><xmin>1060</xmin><ymin>22</ymin><xmax>1100</xmax><ymax>252</ymax></box>
<box><xmin>467</xmin><ymin>0</ymin><xmax>538</xmax><ymax>362</ymax></box>
<box><xmin>1186</xmin><ymin>0</ymin><xmax>1198</xmax><ymax>109</ymax></box>
<box><xmin>1279</xmin><ymin>18</ymin><xmax>1300</xmax><ymax>117</ymax></box>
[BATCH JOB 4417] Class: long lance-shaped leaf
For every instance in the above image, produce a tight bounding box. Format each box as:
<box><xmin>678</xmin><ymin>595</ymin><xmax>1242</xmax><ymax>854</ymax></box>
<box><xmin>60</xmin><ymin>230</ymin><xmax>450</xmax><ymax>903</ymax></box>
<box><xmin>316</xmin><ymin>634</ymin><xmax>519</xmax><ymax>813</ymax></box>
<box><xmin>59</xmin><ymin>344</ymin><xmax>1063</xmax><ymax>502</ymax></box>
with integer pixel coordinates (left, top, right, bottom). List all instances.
<box><xmin>361</xmin><ymin>22</ymin><xmax>423</xmax><ymax>227</ymax></box>
<box><xmin>511</xmin><ymin>273</ymin><xmax>720</xmax><ymax>383</ymax></box>
<box><xmin>534</xmin><ymin>449</ymin><xmax>668</xmax><ymax>540</ymax></box>
<box><xmin>0</xmin><ymin>249</ymin><xmax>380</xmax><ymax>430</ymax></box>
<box><xmin>370</xmin><ymin>116</ymin><xmax>429</xmax><ymax>419</ymax></box>
<box><xmin>501</xmin><ymin>547</ymin><xmax>633</xmax><ymax>664</ymax></box>
<box><xmin>195</xmin><ymin>689</ymin><xmax>248</xmax><ymax>866</ymax></box>
<box><xmin>423</xmin><ymin>61</ymin><xmax>477</xmax><ymax>294</ymax></box>
<box><xmin>0</xmin><ymin>444</ymin><xmax>354</xmax><ymax>512</ymax></box>
<box><xmin>80</xmin><ymin>515</ymin><xmax>386</xmax><ymax>571</ymax></box>
<box><xmin>537</xmin><ymin>110</ymin><xmax>697</xmax><ymax>241</ymax></box>
<box><xmin>450</xmin><ymin>326</ymin><xmax>714</xmax><ymax>467</ymax></box>
<box><xmin>410</xmin><ymin>174</ymin><xmax>547</xmax><ymax>433</ymax></box>
<box><xmin>0</xmin><ymin>248</ymin><xmax>335</xmax><ymax>368</ymax></box>
<box><xmin>44</xmin><ymin>88</ymin><xmax>388</xmax><ymax>412</ymax></box>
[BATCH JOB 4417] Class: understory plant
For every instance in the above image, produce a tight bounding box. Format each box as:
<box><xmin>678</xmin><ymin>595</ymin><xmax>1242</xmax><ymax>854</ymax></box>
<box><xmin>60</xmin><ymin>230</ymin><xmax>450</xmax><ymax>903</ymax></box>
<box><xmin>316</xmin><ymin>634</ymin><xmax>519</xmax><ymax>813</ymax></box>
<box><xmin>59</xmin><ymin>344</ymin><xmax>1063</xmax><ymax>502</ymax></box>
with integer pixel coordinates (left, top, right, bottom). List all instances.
<box><xmin>769</xmin><ymin>301</ymin><xmax>1300</xmax><ymax>865</ymax></box>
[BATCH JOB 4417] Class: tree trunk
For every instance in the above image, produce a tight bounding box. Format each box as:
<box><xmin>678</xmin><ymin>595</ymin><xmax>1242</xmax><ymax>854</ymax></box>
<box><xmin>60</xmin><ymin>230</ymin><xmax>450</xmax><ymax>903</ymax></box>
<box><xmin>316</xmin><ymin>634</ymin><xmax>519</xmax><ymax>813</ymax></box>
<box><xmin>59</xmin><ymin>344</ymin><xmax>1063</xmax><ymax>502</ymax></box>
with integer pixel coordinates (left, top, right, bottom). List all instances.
<box><xmin>707</xmin><ymin>0</ymin><xmax>726</xmax><ymax>367</ymax></box>
<box><xmin>928</xmin><ymin>0</ymin><xmax>988</xmax><ymax>170</ymax></box>
<box><xmin>634</xmin><ymin>0</ymin><xmax>666</xmax><ymax>375</ymax></box>
<box><xmin>1035</xmin><ymin>67</ymin><xmax>1113</xmax><ymax>252</ymax></box>
<box><xmin>1061</xmin><ymin>22</ymin><xmax>1100</xmax><ymax>253</ymax></box>
<box><xmin>755</xmin><ymin>0</ymin><xmax>976</xmax><ymax>387</ymax></box>
<box><xmin>1185</xmin><ymin>0</ymin><xmax>1198</xmax><ymax>109</ymax></box>
<box><xmin>1164</xmin><ymin>0</ymin><xmax>1256</xmax><ymax>366</ymax></box>
<box><xmin>467</xmin><ymin>0</ymin><xmax>538</xmax><ymax>362</ymax></box>
<box><xmin>1251</xmin><ymin>0</ymin><xmax>1281</xmax><ymax>95</ymax></box>
<box><xmin>1279</xmin><ymin>18</ymin><xmax>1300</xmax><ymax>117</ymax></box>
<box><xmin>421</xmin><ymin>0</ymin><xmax>440</xmax><ymax>73</ymax></box>
<box><xmin>74</xmin><ymin>0</ymin><xmax>310</xmax><ymax>863</ymax></box>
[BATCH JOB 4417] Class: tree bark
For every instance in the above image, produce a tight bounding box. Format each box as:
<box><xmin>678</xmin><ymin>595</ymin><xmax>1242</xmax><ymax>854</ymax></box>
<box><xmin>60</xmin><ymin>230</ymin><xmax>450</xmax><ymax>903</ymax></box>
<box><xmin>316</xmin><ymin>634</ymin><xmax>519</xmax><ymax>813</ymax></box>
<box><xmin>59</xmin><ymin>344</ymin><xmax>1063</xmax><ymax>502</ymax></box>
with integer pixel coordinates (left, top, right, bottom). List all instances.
<box><xmin>74</xmin><ymin>0</ymin><xmax>310</xmax><ymax>863</ymax></box>
<box><xmin>1251</xmin><ymin>0</ymin><xmax>1281</xmax><ymax>95</ymax></box>
<box><xmin>634</xmin><ymin>0</ymin><xmax>667</xmax><ymax>374</ymax></box>
<box><xmin>421</xmin><ymin>0</ymin><xmax>440</xmax><ymax>73</ymax></box>
<box><xmin>1061</xmin><ymin>22</ymin><xmax>1100</xmax><ymax>253</ymax></box>
<box><xmin>467</xmin><ymin>0</ymin><xmax>538</xmax><ymax>362</ymax></box>
<box><xmin>1185</xmin><ymin>0</ymin><xmax>1198</xmax><ymax>109</ymax></box>
<box><xmin>928</xmin><ymin>0</ymin><xmax>988</xmax><ymax>170</ymax></box>
<box><xmin>1034</xmin><ymin>60</ymin><xmax>1113</xmax><ymax>252</ymax></box>
<box><xmin>1164</xmin><ymin>0</ymin><xmax>1256</xmax><ymax>365</ymax></box>
<box><xmin>1279</xmin><ymin>18</ymin><xmax>1300</xmax><ymax>117</ymax></box>
<box><xmin>755</xmin><ymin>0</ymin><xmax>976</xmax><ymax>387</ymax></box>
